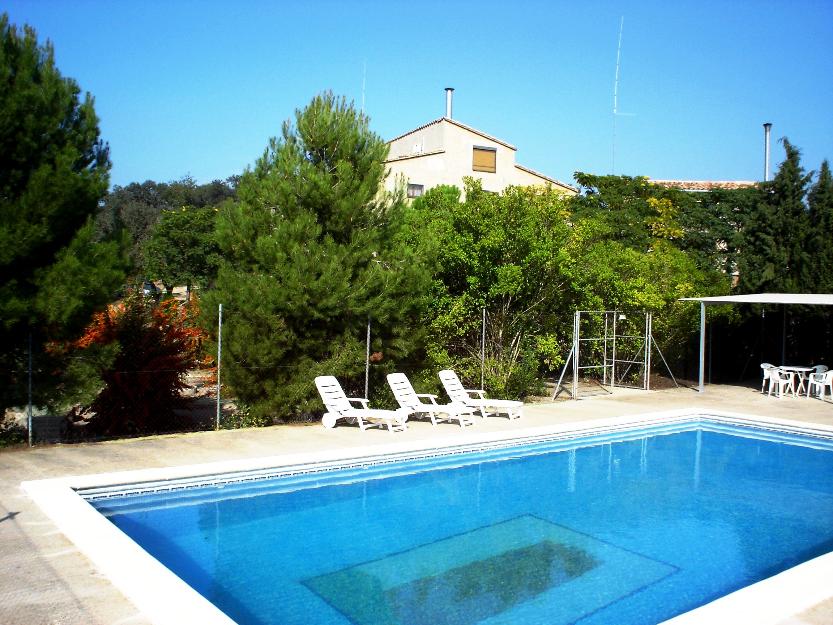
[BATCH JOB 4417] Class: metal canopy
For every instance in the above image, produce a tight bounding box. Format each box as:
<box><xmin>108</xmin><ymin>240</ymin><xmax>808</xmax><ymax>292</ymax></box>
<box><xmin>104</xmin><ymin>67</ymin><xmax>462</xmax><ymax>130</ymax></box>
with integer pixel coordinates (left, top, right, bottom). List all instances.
<box><xmin>679</xmin><ymin>293</ymin><xmax>833</xmax><ymax>392</ymax></box>
<box><xmin>681</xmin><ymin>293</ymin><xmax>833</xmax><ymax>306</ymax></box>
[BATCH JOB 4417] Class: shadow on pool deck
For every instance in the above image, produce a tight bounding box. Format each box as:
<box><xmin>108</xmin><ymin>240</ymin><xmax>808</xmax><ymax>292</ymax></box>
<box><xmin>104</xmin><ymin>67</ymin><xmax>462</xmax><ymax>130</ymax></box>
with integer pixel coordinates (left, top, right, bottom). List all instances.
<box><xmin>1</xmin><ymin>384</ymin><xmax>832</xmax><ymax>625</ymax></box>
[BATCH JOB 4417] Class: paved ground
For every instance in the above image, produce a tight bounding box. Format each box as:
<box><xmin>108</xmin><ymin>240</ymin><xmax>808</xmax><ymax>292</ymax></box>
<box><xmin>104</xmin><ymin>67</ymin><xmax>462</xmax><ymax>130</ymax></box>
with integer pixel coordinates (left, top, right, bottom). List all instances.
<box><xmin>1</xmin><ymin>384</ymin><xmax>832</xmax><ymax>625</ymax></box>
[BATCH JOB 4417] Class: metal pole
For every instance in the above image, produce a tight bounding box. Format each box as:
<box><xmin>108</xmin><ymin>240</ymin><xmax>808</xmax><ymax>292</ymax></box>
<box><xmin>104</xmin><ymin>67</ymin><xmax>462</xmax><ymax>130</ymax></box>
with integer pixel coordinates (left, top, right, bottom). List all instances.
<box><xmin>763</xmin><ymin>122</ymin><xmax>772</xmax><ymax>182</ymax></box>
<box><xmin>781</xmin><ymin>308</ymin><xmax>787</xmax><ymax>365</ymax></box>
<box><xmin>698</xmin><ymin>302</ymin><xmax>706</xmax><ymax>392</ymax></box>
<box><xmin>652</xmin><ymin>334</ymin><xmax>678</xmax><ymax>387</ymax></box>
<box><xmin>708</xmin><ymin>316</ymin><xmax>713</xmax><ymax>385</ymax></box>
<box><xmin>365</xmin><ymin>317</ymin><xmax>371</xmax><ymax>399</ymax></box>
<box><xmin>481</xmin><ymin>307</ymin><xmax>486</xmax><ymax>390</ymax></box>
<box><xmin>612</xmin><ymin>311</ymin><xmax>618</xmax><ymax>390</ymax></box>
<box><xmin>552</xmin><ymin>346</ymin><xmax>574</xmax><ymax>399</ymax></box>
<box><xmin>27</xmin><ymin>332</ymin><xmax>33</xmax><ymax>447</ymax></box>
<box><xmin>572</xmin><ymin>311</ymin><xmax>579</xmax><ymax>399</ymax></box>
<box><xmin>643</xmin><ymin>313</ymin><xmax>649</xmax><ymax>390</ymax></box>
<box><xmin>646</xmin><ymin>313</ymin><xmax>652</xmax><ymax>390</ymax></box>
<box><xmin>215</xmin><ymin>304</ymin><xmax>222</xmax><ymax>430</ymax></box>
<box><xmin>603</xmin><ymin>313</ymin><xmax>609</xmax><ymax>386</ymax></box>
<box><xmin>445</xmin><ymin>87</ymin><xmax>454</xmax><ymax>119</ymax></box>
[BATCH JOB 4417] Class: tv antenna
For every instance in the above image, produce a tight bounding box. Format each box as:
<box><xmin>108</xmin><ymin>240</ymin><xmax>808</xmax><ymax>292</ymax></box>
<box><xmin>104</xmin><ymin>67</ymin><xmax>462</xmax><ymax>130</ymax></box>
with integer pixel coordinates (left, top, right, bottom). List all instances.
<box><xmin>361</xmin><ymin>59</ymin><xmax>367</xmax><ymax>114</ymax></box>
<box><xmin>612</xmin><ymin>16</ymin><xmax>635</xmax><ymax>174</ymax></box>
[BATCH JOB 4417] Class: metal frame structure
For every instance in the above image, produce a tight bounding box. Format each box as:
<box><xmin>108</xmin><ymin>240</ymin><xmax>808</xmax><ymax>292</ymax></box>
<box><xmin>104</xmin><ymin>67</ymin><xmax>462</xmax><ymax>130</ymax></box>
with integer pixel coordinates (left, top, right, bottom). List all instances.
<box><xmin>553</xmin><ymin>310</ymin><xmax>676</xmax><ymax>400</ymax></box>
<box><xmin>679</xmin><ymin>293</ymin><xmax>833</xmax><ymax>392</ymax></box>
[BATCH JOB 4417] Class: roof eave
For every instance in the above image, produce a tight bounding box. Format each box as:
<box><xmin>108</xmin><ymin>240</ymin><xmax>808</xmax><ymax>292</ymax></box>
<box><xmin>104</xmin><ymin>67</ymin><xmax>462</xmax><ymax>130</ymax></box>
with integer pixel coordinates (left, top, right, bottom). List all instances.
<box><xmin>386</xmin><ymin>117</ymin><xmax>516</xmax><ymax>151</ymax></box>
<box><xmin>514</xmin><ymin>164</ymin><xmax>577</xmax><ymax>192</ymax></box>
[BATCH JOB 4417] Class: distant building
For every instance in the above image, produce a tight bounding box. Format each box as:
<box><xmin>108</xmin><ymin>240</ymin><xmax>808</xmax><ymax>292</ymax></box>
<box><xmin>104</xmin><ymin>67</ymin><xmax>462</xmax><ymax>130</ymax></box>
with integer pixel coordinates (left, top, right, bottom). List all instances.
<box><xmin>649</xmin><ymin>180</ymin><xmax>758</xmax><ymax>192</ymax></box>
<box><xmin>384</xmin><ymin>89</ymin><xmax>575</xmax><ymax>199</ymax></box>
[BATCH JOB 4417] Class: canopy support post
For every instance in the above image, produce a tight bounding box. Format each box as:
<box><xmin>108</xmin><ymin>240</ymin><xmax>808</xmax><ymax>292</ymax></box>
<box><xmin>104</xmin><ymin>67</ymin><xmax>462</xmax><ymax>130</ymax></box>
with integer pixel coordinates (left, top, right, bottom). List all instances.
<box><xmin>698</xmin><ymin>302</ymin><xmax>706</xmax><ymax>393</ymax></box>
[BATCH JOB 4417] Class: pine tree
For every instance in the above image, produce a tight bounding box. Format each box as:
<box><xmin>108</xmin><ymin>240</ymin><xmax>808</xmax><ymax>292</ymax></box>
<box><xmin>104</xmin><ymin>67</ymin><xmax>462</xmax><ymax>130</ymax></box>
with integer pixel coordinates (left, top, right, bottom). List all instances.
<box><xmin>202</xmin><ymin>92</ymin><xmax>428</xmax><ymax>419</ymax></box>
<box><xmin>0</xmin><ymin>14</ymin><xmax>126</xmax><ymax>410</ymax></box>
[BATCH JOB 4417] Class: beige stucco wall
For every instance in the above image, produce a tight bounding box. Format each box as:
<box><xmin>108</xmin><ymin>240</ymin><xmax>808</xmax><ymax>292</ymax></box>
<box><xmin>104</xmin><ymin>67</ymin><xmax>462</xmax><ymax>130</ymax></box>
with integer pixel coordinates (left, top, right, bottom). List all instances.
<box><xmin>384</xmin><ymin>119</ymin><xmax>573</xmax><ymax>197</ymax></box>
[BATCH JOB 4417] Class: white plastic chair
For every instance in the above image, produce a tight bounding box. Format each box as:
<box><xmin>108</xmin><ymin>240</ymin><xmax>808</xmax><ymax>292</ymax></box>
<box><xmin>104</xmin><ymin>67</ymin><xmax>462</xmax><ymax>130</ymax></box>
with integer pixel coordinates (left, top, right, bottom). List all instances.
<box><xmin>802</xmin><ymin>364</ymin><xmax>828</xmax><ymax>396</ymax></box>
<box><xmin>438</xmin><ymin>369</ymin><xmax>523</xmax><ymax>419</ymax></box>
<box><xmin>387</xmin><ymin>373</ymin><xmax>477</xmax><ymax>427</ymax></box>
<box><xmin>315</xmin><ymin>376</ymin><xmax>408</xmax><ymax>432</ymax></box>
<box><xmin>807</xmin><ymin>369</ymin><xmax>833</xmax><ymax>400</ymax></box>
<box><xmin>760</xmin><ymin>363</ymin><xmax>775</xmax><ymax>394</ymax></box>
<box><xmin>767</xmin><ymin>368</ymin><xmax>796</xmax><ymax>398</ymax></box>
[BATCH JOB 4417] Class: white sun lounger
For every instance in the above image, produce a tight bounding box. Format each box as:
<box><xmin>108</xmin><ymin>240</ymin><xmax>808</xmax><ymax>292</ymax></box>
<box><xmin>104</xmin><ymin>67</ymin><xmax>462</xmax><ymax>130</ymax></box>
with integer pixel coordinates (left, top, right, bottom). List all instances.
<box><xmin>315</xmin><ymin>376</ymin><xmax>408</xmax><ymax>433</ymax></box>
<box><xmin>387</xmin><ymin>372</ymin><xmax>477</xmax><ymax>427</ymax></box>
<box><xmin>438</xmin><ymin>369</ymin><xmax>523</xmax><ymax>420</ymax></box>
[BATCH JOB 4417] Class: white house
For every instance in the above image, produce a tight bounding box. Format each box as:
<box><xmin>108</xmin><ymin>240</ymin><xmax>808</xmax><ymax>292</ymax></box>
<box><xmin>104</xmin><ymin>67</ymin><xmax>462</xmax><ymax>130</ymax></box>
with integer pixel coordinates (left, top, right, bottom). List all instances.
<box><xmin>384</xmin><ymin>89</ymin><xmax>576</xmax><ymax>199</ymax></box>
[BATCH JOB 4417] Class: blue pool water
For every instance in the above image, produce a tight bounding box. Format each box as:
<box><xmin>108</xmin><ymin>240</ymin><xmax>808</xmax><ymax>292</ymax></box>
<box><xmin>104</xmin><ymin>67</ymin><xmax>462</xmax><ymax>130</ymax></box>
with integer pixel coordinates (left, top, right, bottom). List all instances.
<box><xmin>89</xmin><ymin>421</ymin><xmax>833</xmax><ymax>625</ymax></box>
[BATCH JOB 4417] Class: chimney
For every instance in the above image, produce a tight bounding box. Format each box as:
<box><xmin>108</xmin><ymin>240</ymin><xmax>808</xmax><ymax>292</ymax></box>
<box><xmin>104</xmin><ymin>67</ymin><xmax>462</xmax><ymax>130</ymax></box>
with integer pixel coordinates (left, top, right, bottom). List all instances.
<box><xmin>763</xmin><ymin>122</ymin><xmax>772</xmax><ymax>181</ymax></box>
<box><xmin>445</xmin><ymin>87</ymin><xmax>454</xmax><ymax>119</ymax></box>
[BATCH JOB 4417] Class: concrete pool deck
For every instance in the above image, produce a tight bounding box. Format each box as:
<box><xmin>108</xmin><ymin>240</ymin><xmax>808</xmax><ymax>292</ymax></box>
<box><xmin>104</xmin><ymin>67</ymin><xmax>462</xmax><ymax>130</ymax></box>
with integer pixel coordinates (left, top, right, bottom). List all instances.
<box><xmin>2</xmin><ymin>383</ymin><xmax>832</xmax><ymax>625</ymax></box>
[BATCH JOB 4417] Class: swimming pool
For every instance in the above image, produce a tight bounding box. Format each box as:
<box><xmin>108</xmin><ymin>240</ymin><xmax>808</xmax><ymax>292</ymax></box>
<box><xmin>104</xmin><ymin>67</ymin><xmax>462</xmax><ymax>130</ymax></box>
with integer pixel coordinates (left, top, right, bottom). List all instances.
<box><xmin>21</xmin><ymin>411</ymin><xmax>833</xmax><ymax>625</ymax></box>
<box><xmin>69</xmin><ymin>415</ymin><xmax>833</xmax><ymax>625</ymax></box>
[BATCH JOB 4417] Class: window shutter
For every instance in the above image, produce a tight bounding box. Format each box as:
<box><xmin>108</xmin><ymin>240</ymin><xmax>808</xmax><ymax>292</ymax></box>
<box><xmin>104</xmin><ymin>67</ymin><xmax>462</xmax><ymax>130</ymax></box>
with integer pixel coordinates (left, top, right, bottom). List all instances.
<box><xmin>472</xmin><ymin>147</ymin><xmax>497</xmax><ymax>173</ymax></box>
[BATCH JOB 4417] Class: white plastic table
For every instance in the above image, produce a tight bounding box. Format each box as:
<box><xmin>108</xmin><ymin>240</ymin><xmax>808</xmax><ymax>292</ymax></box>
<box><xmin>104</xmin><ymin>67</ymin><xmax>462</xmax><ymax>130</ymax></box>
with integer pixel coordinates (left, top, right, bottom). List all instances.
<box><xmin>779</xmin><ymin>366</ymin><xmax>813</xmax><ymax>394</ymax></box>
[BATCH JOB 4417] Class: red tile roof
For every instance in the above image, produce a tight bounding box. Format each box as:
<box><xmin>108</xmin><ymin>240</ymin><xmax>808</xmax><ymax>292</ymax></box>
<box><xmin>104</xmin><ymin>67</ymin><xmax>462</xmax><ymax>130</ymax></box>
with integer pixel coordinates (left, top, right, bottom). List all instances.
<box><xmin>650</xmin><ymin>179</ymin><xmax>759</xmax><ymax>191</ymax></box>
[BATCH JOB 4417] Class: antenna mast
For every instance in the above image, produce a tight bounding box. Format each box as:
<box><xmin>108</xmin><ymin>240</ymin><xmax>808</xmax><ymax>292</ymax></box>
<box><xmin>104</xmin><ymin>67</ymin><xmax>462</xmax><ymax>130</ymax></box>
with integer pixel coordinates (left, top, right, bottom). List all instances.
<box><xmin>612</xmin><ymin>16</ymin><xmax>624</xmax><ymax>174</ymax></box>
<box><xmin>361</xmin><ymin>60</ymin><xmax>367</xmax><ymax>114</ymax></box>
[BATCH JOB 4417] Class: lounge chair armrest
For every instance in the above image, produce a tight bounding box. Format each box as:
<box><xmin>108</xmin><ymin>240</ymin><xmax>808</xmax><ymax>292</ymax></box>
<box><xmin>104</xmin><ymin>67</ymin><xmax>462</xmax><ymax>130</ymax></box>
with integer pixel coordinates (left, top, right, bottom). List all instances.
<box><xmin>465</xmin><ymin>388</ymin><xmax>486</xmax><ymax>400</ymax></box>
<box><xmin>347</xmin><ymin>397</ymin><xmax>370</xmax><ymax>409</ymax></box>
<box><xmin>416</xmin><ymin>393</ymin><xmax>439</xmax><ymax>404</ymax></box>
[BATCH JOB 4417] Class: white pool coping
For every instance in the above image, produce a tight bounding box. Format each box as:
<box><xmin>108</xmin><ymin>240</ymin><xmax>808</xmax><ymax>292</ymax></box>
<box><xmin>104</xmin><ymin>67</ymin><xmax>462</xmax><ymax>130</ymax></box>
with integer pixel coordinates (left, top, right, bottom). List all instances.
<box><xmin>21</xmin><ymin>408</ymin><xmax>833</xmax><ymax>625</ymax></box>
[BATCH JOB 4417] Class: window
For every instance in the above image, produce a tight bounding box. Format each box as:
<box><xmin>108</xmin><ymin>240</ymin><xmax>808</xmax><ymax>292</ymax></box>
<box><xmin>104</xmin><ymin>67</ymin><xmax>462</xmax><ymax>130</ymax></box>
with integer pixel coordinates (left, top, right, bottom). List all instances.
<box><xmin>407</xmin><ymin>183</ymin><xmax>424</xmax><ymax>198</ymax></box>
<box><xmin>472</xmin><ymin>146</ymin><xmax>497</xmax><ymax>173</ymax></box>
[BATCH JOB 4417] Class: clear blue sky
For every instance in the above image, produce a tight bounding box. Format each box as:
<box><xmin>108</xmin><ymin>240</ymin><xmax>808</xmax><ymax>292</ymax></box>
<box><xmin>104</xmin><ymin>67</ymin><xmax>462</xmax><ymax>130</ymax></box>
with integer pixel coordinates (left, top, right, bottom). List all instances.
<box><xmin>6</xmin><ymin>0</ymin><xmax>832</xmax><ymax>188</ymax></box>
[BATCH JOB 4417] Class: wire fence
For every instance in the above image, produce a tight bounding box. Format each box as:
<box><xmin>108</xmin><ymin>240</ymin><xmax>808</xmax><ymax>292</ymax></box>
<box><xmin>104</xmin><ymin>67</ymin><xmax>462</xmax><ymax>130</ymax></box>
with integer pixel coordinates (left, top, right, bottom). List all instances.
<box><xmin>3</xmin><ymin>303</ymin><xmax>692</xmax><ymax>446</ymax></box>
<box><xmin>2</xmin><ymin>302</ymin><xmax>496</xmax><ymax>444</ymax></box>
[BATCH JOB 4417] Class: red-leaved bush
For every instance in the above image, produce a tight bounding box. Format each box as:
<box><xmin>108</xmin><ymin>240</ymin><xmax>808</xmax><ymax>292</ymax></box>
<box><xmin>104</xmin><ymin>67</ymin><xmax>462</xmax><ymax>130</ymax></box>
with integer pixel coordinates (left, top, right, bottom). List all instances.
<box><xmin>74</xmin><ymin>291</ymin><xmax>205</xmax><ymax>435</ymax></box>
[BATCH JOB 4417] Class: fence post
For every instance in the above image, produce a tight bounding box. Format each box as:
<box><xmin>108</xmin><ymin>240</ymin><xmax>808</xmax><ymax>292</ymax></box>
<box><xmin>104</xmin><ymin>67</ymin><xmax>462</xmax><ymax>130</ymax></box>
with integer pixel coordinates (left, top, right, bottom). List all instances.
<box><xmin>481</xmin><ymin>307</ymin><xmax>486</xmax><ymax>390</ymax></box>
<box><xmin>646</xmin><ymin>313</ymin><xmax>653</xmax><ymax>390</ymax></box>
<box><xmin>365</xmin><ymin>317</ymin><xmax>371</xmax><ymax>399</ymax></box>
<box><xmin>603</xmin><ymin>313</ymin><xmax>610</xmax><ymax>386</ymax></box>
<box><xmin>698</xmin><ymin>302</ymin><xmax>706</xmax><ymax>392</ymax></box>
<box><xmin>28</xmin><ymin>332</ymin><xmax>33</xmax><ymax>447</ymax></box>
<box><xmin>572</xmin><ymin>311</ymin><xmax>580</xmax><ymax>399</ymax></box>
<box><xmin>612</xmin><ymin>311</ymin><xmax>618</xmax><ymax>391</ymax></box>
<box><xmin>216</xmin><ymin>304</ymin><xmax>222</xmax><ymax>431</ymax></box>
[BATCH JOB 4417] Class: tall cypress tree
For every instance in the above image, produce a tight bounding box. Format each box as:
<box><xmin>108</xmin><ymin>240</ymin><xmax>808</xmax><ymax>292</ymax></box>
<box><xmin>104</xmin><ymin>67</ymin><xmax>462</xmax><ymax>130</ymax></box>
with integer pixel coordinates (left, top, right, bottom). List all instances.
<box><xmin>737</xmin><ymin>139</ymin><xmax>811</xmax><ymax>293</ymax></box>
<box><xmin>203</xmin><ymin>92</ymin><xmax>428</xmax><ymax>419</ymax></box>
<box><xmin>807</xmin><ymin>160</ymin><xmax>833</xmax><ymax>293</ymax></box>
<box><xmin>0</xmin><ymin>14</ymin><xmax>126</xmax><ymax>410</ymax></box>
